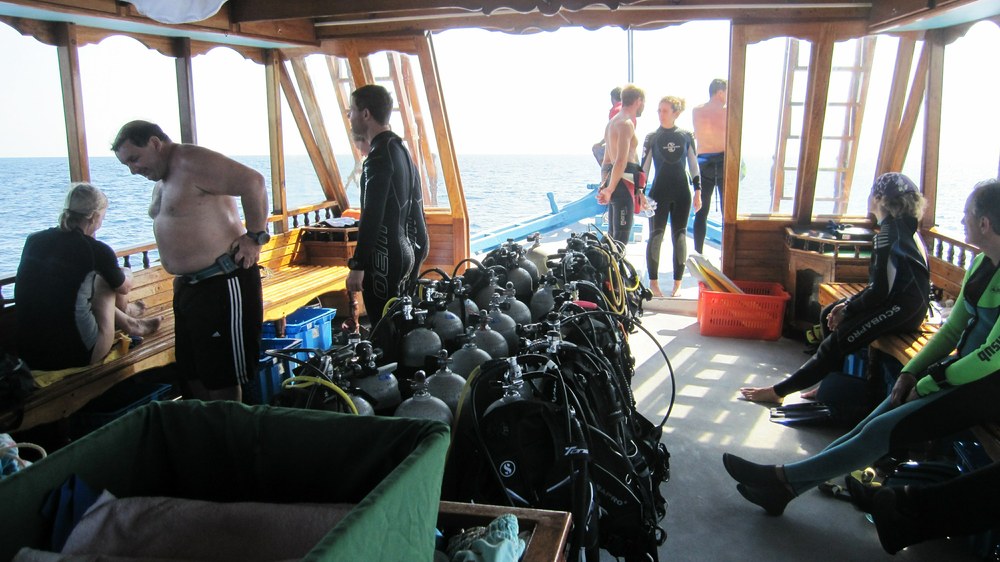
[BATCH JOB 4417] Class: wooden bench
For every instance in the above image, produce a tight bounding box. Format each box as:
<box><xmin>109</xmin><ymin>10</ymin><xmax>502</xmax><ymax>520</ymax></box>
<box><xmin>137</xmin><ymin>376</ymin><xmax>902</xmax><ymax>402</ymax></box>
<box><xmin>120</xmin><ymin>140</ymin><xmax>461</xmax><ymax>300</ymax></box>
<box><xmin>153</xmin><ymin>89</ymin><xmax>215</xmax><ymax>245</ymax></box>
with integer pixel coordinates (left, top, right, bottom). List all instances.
<box><xmin>0</xmin><ymin>228</ymin><xmax>350</xmax><ymax>432</ymax></box>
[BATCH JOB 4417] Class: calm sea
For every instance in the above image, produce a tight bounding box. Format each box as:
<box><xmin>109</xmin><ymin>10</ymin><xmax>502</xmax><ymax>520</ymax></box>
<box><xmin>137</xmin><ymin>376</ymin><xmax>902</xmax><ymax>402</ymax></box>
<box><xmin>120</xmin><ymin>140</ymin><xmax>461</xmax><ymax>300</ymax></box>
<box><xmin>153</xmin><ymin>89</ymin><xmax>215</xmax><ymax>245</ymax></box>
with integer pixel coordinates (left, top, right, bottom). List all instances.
<box><xmin>0</xmin><ymin>152</ymin><xmax>979</xmax><ymax>285</ymax></box>
<box><xmin>0</xmin><ymin>154</ymin><xmax>612</xmax><ymax>277</ymax></box>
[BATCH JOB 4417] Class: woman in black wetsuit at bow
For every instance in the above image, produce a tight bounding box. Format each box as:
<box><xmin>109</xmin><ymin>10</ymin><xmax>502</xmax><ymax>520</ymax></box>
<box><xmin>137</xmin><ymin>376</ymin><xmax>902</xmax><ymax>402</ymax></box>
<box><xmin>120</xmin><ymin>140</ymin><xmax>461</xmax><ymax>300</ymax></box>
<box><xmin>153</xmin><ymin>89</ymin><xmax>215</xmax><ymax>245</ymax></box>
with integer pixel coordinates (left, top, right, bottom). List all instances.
<box><xmin>640</xmin><ymin>96</ymin><xmax>701</xmax><ymax>297</ymax></box>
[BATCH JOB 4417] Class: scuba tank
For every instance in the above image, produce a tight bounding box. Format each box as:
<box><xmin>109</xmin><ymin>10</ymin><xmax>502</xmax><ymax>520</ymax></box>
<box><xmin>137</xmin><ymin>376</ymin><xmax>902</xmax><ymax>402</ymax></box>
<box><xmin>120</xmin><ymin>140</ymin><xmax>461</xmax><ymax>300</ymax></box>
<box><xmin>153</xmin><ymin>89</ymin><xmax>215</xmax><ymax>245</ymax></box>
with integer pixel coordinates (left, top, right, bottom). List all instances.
<box><xmin>524</xmin><ymin>232</ymin><xmax>549</xmax><ymax>278</ymax></box>
<box><xmin>423</xmin><ymin>280</ymin><xmax>465</xmax><ymax>347</ymax></box>
<box><xmin>425</xmin><ymin>350</ymin><xmax>466</xmax><ymax>415</ymax></box>
<box><xmin>321</xmin><ymin>354</ymin><xmax>375</xmax><ymax>416</ymax></box>
<box><xmin>484</xmin><ymin>357</ymin><xmax>527</xmax><ymax>416</ymax></box>
<box><xmin>446</xmin><ymin>277</ymin><xmax>480</xmax><ymax>324</ymax></box>
<box><xmin>449</xmin><ymin>327</ymin><xmax>492</xmax><ymax>379</ymax></box>
<box><xmin>488</xmin><ymin>293</ymin><xmax>519</xmax><ymax>356</ymax></box>
<box><xmin>474</xmin><ymin>267</ymin><xmax>503</xmax><ymax>311</ymax></box>
<box><xmin>394</xmin><ymin>370</ymin><xmax>453</xmax><ymax>425</ymax></box>
<box><xmin>474</xmin><ymin>312</ymin><xmax>508</xmax><ymax>359</ymax></box>
<box><xmin>530</xmin><ymin>273</ymin><xmax>558</xmax><ymax>321</ymax></box>
<box><xmin>351</xmin><ymin>341</ymin><xmax>401</xmax><ymax>413</ymax></box>
<box><xmin>400</xmin><ymin>297</ymin><xmax>443</xmax><ymax>369</ymax></box>
<box><xmin>502</xmin><ymin>281</ymin><xmax>532</xmax><ymax>325</ymax></box>
<box><xmin>503</xmin><ymin>253</ymin><xmax>534</xmax><ymax>305</ymax></box>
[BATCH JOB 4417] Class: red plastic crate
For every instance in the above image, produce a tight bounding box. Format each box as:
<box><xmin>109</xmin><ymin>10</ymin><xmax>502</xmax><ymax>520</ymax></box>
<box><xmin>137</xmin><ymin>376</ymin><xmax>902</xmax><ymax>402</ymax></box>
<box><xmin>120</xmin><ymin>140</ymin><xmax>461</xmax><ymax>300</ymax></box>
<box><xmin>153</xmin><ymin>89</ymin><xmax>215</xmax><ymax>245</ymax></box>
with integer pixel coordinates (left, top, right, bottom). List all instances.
<box><xmin>697</xmin><ymin>281</ymin><xmax>790</xmax><ymax>341</ymax></box>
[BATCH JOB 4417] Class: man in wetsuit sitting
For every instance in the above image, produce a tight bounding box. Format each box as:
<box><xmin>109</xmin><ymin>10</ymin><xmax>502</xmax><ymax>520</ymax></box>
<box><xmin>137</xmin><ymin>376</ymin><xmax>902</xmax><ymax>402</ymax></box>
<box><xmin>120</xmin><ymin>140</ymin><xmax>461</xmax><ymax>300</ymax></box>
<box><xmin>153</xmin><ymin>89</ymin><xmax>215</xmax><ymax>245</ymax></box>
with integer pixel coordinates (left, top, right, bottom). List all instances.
<box><xmin>691</xmin><ymin>78</ymin><xmax>727</xmax><ymax>254</ymax></box>
<box><xmin>597</xmin><ymin>84</ymin><xmax>645</xmax><ymax>246</ymax></box>
<box><xmin>723</xmin><ymin>179</ymin><xmax>1000</xmax><ymax>519</ymax></box>
<box><xmin>346</xmin><ymin>85</ymin><xmax>429</xmax><ymax>329</ymax></box>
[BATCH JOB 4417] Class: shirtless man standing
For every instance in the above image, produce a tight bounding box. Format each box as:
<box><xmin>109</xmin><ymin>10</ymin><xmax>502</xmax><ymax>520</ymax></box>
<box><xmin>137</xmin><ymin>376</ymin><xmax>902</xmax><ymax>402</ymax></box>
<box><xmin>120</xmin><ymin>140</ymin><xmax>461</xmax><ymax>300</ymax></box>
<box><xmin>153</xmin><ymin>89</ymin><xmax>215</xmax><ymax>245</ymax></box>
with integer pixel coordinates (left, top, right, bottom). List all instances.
<box><xmin>597</xmin><ymin>84</ymin><xmax>645</xmax><ymax>246</ymax></box>
<box><xmin>113</xmin><ymin>121</ymin><xmax>268</xmax><ymax>402</ymax></box>
<box><xmin>691</xmin><ymin>78</ymin><xmax>727</xmax><ymax>254</ymax></box>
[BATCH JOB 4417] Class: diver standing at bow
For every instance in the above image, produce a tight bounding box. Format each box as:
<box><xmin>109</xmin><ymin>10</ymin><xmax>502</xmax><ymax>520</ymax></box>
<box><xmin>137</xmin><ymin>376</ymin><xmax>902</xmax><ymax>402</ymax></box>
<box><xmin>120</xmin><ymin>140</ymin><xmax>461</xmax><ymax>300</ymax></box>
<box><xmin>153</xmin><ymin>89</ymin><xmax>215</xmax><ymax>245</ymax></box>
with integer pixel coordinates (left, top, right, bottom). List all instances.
<box><xmin>640</xmin><ymin>95</ymin><xmax>701</xmax><ymax>297</ymax></box>
<box><xmin>692</xmin><ymin>78</ymin><xmax>727</xmax><ymax>254</ymax></box>
<box><xmin>346</xmin><ymin>85</ymin><xmax>429</xmax><ymax>329</ymax></box>
<box><xmin>597</xmin><ymin>84</ymin><xmax>646</xmax><ymax>246</ymax></box>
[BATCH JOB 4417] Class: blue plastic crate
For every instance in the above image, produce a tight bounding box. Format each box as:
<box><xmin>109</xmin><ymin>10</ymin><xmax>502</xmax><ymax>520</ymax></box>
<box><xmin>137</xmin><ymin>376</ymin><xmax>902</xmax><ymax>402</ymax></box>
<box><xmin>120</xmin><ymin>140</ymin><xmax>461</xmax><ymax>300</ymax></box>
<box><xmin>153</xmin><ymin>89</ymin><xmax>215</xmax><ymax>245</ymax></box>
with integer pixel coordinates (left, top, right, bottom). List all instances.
<box><xmin>245</xmin><ymin>337</ymin><xmax>303</xmax><ymax>405</ymax></box>
<box><xmin>263</xmin><ymin>307</ymin><xmax>337</xmax><ymax>352</ymax></box>
<box><xmin>73</xmin><ymin>381</ymin><xmax>172</xmax><ymax>435</ymax></box>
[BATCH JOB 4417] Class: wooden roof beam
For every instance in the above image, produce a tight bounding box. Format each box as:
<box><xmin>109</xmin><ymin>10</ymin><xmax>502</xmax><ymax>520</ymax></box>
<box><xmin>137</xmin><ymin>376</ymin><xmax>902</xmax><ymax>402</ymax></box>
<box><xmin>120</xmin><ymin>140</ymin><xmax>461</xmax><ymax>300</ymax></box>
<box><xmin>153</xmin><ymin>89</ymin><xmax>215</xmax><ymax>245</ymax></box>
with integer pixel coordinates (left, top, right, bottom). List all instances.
<box><xmin>311</xmin><ymin>5</ymin><xmax>870</xmax><ymax>38</ymax></box>
<box><xmin>232</xmin><ymin>0</ymin><xmax>868</xmax><ymax>23</ymax></box>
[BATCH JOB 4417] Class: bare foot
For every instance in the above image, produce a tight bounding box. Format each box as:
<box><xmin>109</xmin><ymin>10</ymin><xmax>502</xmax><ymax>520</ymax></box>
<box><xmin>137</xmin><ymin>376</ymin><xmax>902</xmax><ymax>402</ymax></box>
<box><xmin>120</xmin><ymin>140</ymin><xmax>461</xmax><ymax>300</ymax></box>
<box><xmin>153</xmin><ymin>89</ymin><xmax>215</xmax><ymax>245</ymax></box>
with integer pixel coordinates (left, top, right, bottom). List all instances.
<box><xmin>125</xmin><ymin>300</ymin><xmax>146</xmax><ymax>317</ymax></box>
<box><xmin>649</xmin><ymin>280</ymin><xmax>663</xmax><ymax>297</ymax></box>
<box><xmin>671</xmin><ymin>280</ymin><xmax>682</xmax><ymax>297</ymax></box>
<box><xmin>129</xmin><ymin>315</ymin><xmax>162</xmax><ymax>337</ymax></box>
<box><xmin>740</xmin><ymin>386</ymin><xmax>783</xmax><ymax>404</ymax></box>
<box><xmin>800</xmin><ymin>388</ymin><xmax>819</xmax><ymax>400</ymax></box>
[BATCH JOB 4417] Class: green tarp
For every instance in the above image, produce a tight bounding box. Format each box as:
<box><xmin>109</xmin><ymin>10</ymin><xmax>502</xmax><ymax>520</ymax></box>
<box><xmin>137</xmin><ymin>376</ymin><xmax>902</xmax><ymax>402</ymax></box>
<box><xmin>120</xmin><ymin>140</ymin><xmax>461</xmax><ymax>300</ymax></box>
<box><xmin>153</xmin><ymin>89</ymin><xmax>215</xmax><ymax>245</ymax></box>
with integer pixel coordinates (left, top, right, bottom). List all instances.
<box><xmin>0</xmin><ymin>401</ymin><xmax>450</xmax><ymax>561</ymax></box>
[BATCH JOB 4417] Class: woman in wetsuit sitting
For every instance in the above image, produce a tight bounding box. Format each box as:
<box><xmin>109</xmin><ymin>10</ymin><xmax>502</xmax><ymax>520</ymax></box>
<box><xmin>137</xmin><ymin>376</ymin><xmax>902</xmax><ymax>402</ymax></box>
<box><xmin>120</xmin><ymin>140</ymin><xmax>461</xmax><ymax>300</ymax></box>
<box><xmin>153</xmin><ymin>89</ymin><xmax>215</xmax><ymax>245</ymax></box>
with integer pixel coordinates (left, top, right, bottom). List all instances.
<box><xmin>15</xmin><ymin>183</ymin><xmax>160</xmax><ymax>370</ymax></box>
<box><xmin>741</xmin><ymin>173</ymin><xmax>929</xmax><ymax>404</ymax></box>
<box><xmin>640</xmin><ymin>96</ymin><xmax>701</xmax><ymax>297</ymax></box>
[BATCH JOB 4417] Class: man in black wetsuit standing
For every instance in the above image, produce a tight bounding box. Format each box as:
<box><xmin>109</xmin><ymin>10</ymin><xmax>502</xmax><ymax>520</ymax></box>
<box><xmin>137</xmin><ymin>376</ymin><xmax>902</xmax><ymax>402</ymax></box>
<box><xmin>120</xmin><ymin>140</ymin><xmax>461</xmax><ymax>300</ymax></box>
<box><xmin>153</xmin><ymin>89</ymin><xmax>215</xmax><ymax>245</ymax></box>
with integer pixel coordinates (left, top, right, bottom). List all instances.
<box><xmin>346</xmin><ymin>85</ymin><xmax>429</xmax><ymax>329</ymax></box>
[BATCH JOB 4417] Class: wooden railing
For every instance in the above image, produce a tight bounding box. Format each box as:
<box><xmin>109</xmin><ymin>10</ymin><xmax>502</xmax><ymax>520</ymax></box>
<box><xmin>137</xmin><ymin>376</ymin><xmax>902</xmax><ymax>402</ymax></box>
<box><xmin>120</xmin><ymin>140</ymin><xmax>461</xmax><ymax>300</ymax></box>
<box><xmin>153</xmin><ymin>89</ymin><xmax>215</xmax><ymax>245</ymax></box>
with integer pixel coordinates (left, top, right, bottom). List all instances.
<box><xmin>0</xmin><ymin>202</ymin><xmax>343</xmax><ymax>311</ymax></box>
<box><xmin>922</xmin><ymin>228</ymin><xmax>978</xmax><ymax>270</ymax></box>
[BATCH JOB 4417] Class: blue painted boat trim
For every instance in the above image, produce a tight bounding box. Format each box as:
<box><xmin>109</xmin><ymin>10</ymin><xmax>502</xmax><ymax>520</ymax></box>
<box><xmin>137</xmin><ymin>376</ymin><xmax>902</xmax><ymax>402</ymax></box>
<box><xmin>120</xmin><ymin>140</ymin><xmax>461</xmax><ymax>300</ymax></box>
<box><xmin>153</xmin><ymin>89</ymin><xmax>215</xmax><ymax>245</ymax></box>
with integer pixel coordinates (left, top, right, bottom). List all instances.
<box><xmin>686</xmin><ymin>211</ymin><xmax>724</xmax><ymax>247</ymax></box>
<box><xmin>470</xmin><ymin>185</ymin><xmax>724</xmax><ymax>254</ymax></box>
<box><xmin>470</xmin><ymin>184</ymin><xmax>605</xmax><ymax>254</ymax></box>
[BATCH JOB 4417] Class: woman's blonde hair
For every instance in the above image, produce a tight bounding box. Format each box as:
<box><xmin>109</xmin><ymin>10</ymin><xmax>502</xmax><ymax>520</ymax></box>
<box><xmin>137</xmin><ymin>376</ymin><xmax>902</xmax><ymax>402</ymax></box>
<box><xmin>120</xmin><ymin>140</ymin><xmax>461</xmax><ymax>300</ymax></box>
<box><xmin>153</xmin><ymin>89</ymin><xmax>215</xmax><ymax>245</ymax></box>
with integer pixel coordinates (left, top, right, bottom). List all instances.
<box><xmin>660</xmin><ymin>96</ymin><xmax>686</xmax><ymax>113</ymax></box>
<box><xmin>60</xmin><ymin>182</ymin><xmax>108</xmax><ymax>231</ymax></box>
<box><xmin>879</xmin><ymin>191</ymin><xmax>926</xmax><ymax>220</ymax></box>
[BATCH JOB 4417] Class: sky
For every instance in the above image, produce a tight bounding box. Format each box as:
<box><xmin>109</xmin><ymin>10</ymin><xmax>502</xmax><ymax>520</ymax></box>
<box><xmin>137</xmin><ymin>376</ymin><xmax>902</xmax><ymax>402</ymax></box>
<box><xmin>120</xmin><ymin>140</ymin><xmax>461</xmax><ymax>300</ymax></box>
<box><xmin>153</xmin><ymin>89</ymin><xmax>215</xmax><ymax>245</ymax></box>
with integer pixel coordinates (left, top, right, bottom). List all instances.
<box><xmin>0</xmin><ymin>20</ymin><xmax>731</xmax><ymax>157</ymax></box>
<box><xmin>0</xmin><ymin>18</ymin><xmax>997</xmax><ymax>168</ymax></box>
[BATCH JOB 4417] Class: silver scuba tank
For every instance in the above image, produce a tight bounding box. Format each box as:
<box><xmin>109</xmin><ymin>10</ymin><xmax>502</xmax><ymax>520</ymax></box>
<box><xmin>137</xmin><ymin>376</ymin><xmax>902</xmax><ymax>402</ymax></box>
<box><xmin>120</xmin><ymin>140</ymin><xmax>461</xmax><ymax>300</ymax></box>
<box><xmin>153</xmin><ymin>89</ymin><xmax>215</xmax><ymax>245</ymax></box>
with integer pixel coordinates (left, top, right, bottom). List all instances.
<box><xmin>487</xmin><ymin>294</ymin><xmax>518</xmax><ymax>355</ymax></box>
<box><xmin>394</xmin><ymin>370</ymin><xmax>453</xmax><ymax>425</ymax></box>
<box><xmin>425</xmin><ymin>350</ymin><xmax>466</xmax><ymax>415</ymax></box>
<box><xmin>484</xmin><ymin>357</ymin><xmax>527</xmax><ymax>416</ymax></box>
<box><xmin>449</xmin><ymin>327</ymin><xmax>492</xmax><ymax>379</ymax></box>
<box><xmin>530</xmin><ymin>274</ymin><xmax>557</xmax><ymax>321</ymax></box>
<box><xmin>401</xmin><ymin>300</ymin><xmax>443</xmax><ymax>368</ymax></box>
<box><xmin>350</xmin><ymin>341</ymin><xmax>401</xmax><ymax>412</ymax></box>
<box><xmin>502</xmin><ymin>281</ymin><xmax>532</xmax><ymax>325</ymax></box>
<box><xmin>474</xmin><ymin>268</ymin><xmax>502</xmax><ymax>311</ymax></box>
<box><xmin>474</xmin><ymin>312</ymin><xmax>508</xmax><ymax>359</ymax></box>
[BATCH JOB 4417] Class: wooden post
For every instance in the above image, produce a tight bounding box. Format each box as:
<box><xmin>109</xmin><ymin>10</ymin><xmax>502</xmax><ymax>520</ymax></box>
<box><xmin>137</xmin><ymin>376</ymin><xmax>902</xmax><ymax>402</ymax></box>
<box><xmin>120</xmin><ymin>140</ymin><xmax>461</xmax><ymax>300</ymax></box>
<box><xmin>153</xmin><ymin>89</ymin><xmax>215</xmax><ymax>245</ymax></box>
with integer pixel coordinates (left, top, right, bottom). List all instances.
<box><xmin>722</xmin><ymin>23</ymin><xmax>746</xmax><ymax>277</ymax></box>
<box><xmin>875</xmin><ymin>36</ymin><xmax>915</xmax><ymax>176</ymax></box>
<box><xmin>277</xmin><ymin>58</ymin><xmax>347</xmax><ymax>209</ymax></box>
<box><xmin>401</xmin><ymin>55</ymin><xmax>441</xmax><ymax>207</ymax></box>
<box><xmin>264</xmin><ymin>49</ymin><xmax>288</xmax><ymax>234</ymax></box>
<box><xmin>55</xmin><ymin>22</ymin><xmax>89</xmax><ymax>182</ymax></box>
<box><xmin>289</xmin><ymin>56</ymin><xmax>348</xmax><ymax>206</ymax></box>
<box><xmin>415</xmin><ymin>32</ymin><xmax>469</xmax><ymax>265</ymax></box>
<box><xmin>388</xmin><ymin>53</ymin><xmax>433</xmax><ymax>206</ymax></box>
<box><xmin>793</xmin><ymin>24</ymin><xmax>835</xmax><ymax>226</ymax></box>
<box><xmin>921</xmin><ymin>30</ymin><xmax>945</xmax><ymax>230</ymax></box>
<box><xmin>888</xmin><ymin>44</ymin><xmax>929</xmax><ymax>172</ymax></box>
<box><xmin>174</xmin><ymin>37</ymin><xmax>197</xmax><ymax>145</ymax></box>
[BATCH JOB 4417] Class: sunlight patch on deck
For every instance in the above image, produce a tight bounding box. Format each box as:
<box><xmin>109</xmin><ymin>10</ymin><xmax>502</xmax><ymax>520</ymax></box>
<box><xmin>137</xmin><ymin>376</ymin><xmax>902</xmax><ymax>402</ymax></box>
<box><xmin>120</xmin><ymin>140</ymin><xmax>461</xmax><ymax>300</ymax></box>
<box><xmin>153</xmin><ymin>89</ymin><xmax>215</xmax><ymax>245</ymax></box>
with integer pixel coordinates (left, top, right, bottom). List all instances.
<box><xmin>633</xmin><ymin>346</ymin><xmax>695</xmax><ymax>404</ymax></box>
<box><xmin>662</xmin><ymin>403</ymin><xmax>692</xmax><ymax>419</ymax></box>
<box><xmin>742</xmin><ymin>409</ymin><xmax>784</xmax><ymax>449</ymax></box>
<box><xmin>710</xmin><ymin>353</ymin><xmax>740</xmax><ymax>365</ymax></box>
<box><xmin>695</xmin><ymin>368</ymin><xmax>725</xmax><ymax>381</ymax></box>
<box><xmin>677</xmin><ymin>385</ymin><xmax>709</xmax><ymax>398</ymax></box>
<box><xmin>713</xmin><ymin>411</ymin><xmax>729</xmax><ymax>425</ymax></box>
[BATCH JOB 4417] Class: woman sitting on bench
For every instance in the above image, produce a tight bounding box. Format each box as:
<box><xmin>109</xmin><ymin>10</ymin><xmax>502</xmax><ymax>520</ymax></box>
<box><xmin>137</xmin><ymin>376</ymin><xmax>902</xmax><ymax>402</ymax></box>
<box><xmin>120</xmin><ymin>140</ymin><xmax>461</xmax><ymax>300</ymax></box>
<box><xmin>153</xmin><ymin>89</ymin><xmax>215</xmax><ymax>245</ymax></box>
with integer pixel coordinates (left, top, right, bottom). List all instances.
<box><xmin>741</xmin><ymin>173</ymin><xmax>930</xmax><ymax>404</ymax></box>
<box><xmin>15</xmin><ymin>183</ymin><xmax>160</xmax><ymax>370</ymax></box>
